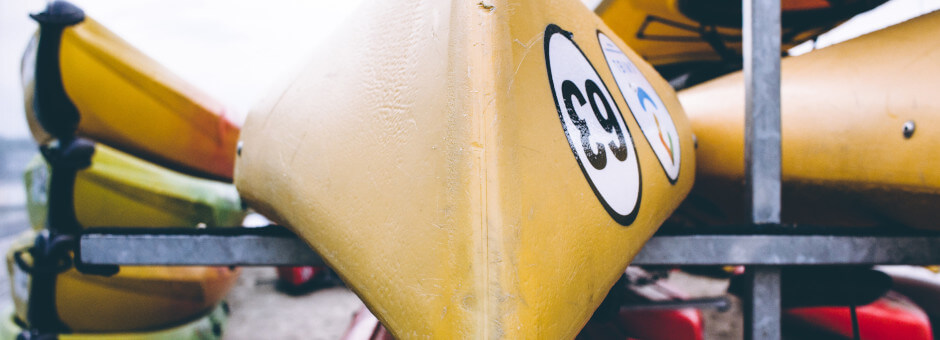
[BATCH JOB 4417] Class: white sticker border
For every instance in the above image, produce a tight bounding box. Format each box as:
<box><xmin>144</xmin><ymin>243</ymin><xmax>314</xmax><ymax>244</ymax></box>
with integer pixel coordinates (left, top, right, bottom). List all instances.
<box><xmin>597</xmin><ymin>31</ymin><xmax>682</xmax><ymax>184</ymax></box>
<box><xmin>544</xmin><ymin>24</ymin><xmax>642</xmax><ymax>227</ymax></box>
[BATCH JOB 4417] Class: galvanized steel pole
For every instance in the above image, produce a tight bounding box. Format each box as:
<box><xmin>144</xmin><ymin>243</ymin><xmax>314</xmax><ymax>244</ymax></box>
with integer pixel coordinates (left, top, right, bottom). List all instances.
<box><xmin>743</xmin><ymin>0</ymin><xmax>782</xmax><ymax>338</ymax></box>
<box><xmin>743</xmin><ymin>267</ymin><xmax>782</xmax><ymax>340</ymax></box>
<box><xmin>744</xmin><ymin>0</ymin><xmax>782</xmax><ymax>225</ymax></box>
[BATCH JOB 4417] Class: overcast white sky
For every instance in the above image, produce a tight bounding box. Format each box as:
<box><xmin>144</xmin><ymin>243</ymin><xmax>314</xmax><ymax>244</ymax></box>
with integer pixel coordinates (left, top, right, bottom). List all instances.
<box><xmin>1</xmin><ymin>0</ymin><xmax>938</xmax><ymax>139</ymax></box>
<box><xmin>0</xmin><ymin>0</ymin><xmax>365</xmax><ymax>139</ymax></box>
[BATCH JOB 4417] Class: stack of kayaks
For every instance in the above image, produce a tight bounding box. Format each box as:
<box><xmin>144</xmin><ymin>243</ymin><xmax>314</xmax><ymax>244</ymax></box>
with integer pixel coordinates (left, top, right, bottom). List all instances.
<box><xmin>596</xmin><ymin>0</ymin><xmax>887</xmax><ymax>83</ymax></box>
<box><xmin>235</xmin><ymin>0</ymin><xmax>694</xmax><ymax>337</ymax></box>
<box><xmin>6</xmin><ymin>1</ymin><xmax>246</xmax><ymax>338</ymax></box>
<box><xmin>678</xmin><ymin>11</ymin><xmax>940</xmax><ymax>230</ymax></box>
<box><xmin>11</xmin><ymin>144</ymin><xmax>244</xmax><ymax>333</ymax></box>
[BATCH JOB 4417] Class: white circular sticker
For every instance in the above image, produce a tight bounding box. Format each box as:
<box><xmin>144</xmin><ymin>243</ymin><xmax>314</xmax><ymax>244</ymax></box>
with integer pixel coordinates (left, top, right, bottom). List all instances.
<box><xmin>598</xmin><ymin>32</ymin><xmax>681</xmax><ymax>183</ymax></box>
<box><xmin>545</xmin><ymin>24</ymin><xmax>641</xmax><ymax>226</ymax></box>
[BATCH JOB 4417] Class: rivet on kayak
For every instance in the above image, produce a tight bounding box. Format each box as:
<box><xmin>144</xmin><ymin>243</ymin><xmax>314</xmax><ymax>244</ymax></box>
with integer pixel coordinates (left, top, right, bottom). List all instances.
<box><xmin>692</xmin><ymin>134</ymin><xmax>698</xmax><ymax>149</ymax></box>
<box><xmin>237</xmin><ymin>141</ymin><xmax>243</xmax><ymax>156</ymax></box>
<box><xmin>903</xmin><ymin>121</ymin><xmax>915</xmax><ymax>139</ymax></box>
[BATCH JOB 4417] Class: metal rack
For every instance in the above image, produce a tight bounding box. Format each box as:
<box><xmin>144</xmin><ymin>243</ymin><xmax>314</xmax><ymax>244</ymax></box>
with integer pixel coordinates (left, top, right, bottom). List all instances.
<box><xmin>76</xmin><ymin>229</ymin><xmax>940</xmax><ymax>339</ymax></box>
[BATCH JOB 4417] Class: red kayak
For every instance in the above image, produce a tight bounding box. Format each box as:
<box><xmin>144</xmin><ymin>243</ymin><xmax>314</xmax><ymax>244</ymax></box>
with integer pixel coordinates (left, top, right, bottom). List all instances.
<box><xmin>616</xmin><ymin>308</ymin><xmax>703</xmax><ymax>340</ymax></box>
<box><xmin>785</xmin><ymin>291</ymin><xmax>933</xmax><ymax>340</ymax></box>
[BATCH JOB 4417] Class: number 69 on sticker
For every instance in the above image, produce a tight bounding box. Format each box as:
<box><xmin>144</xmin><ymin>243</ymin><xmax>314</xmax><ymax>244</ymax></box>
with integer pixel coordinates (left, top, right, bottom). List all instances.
<box><xmin>545</xmin><ymin>24</ymin><xmax>642</xmax><ymax>226</ymax></box>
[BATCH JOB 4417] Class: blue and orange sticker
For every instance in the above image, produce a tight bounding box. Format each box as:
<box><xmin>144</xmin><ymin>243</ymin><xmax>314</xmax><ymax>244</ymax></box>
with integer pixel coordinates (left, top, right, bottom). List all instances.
<box><xmin>597</xmin><ymin>32</ymin><xmax>681</xmax><ymax>184</ymax></box>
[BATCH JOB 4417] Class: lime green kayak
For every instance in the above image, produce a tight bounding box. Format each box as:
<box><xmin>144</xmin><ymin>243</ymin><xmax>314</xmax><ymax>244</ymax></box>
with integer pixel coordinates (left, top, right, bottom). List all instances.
<box><xmin>24</xmin><ymin>144</ymin><xmax>245</xmax><ymax>230</ymax></box>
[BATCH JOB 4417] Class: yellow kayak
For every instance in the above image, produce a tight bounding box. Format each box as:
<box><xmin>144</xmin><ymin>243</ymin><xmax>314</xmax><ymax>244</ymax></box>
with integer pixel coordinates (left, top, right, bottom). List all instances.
<box><xmin>22</xmin><ymin>17</ymin><xmax>240</xmax><ymax>181</ymax></box>
<box><xmin>235</xmin><ymin>0</ymin><xmax>694</xmax><ymax>337</ymax></box>
<box><xmin>0</xmin><ymin>298</ymin><xmax>229</xmax><ymax>340</ymax></box>
<box><xmin>18</xmin><ymin>144</ymin><xmax>244</xmax><ymax>332</ymax></box>
<box><xmin>5</xmin><ymin>230</ymin><xmax>239</xmax><ymax>333</ymax></box>
<box><xmin>680</xmin><ymin>12</ymin><xmax>940</xmax><ymax>230</ymax></box>
<box><xmin>24</xmin><ymin>144</ymin><xmax>245</xmax><ymax>231</ymax></box>
<box><xmin>597</xmin><ymin>0</ymin><xmax>886</xmax><ymax>68</ymax></box>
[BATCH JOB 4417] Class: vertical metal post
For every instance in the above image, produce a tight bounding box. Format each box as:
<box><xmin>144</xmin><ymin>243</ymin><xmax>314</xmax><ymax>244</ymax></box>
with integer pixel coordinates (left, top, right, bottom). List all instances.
<box><xmin>743</xmin><ymin>0</ymin><xmax>782</xmax><ymax>224</ymax></box>
<box><xmin>743</xmin><ymin>0</ymin><xmax>782</xmax><ymax>337</ymax></box>
<box><xmin>743</xmin><ymin>267</ymin><xmax>782</xmax><ymax>340</ymax></box>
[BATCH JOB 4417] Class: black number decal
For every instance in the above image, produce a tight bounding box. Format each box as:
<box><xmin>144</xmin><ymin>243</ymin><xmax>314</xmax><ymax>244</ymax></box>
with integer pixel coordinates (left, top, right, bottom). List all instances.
<box><xmin>586</xmin><ymin>80</ymin><xmax>628</xmax><ymax>162</ymax></box>
<box><xmin>562</xmin><ymin>79</ymin><xmax>630</xmax><ymax>170</ymax></box>
<box><xmin>562</xmin><ymin>80</ymin><xmax>607</xmax><ymax>170</ymax></box>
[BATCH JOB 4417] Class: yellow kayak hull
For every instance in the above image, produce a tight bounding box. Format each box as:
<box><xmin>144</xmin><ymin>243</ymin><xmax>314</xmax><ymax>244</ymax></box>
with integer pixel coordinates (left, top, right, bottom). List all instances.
<box><xmin>597</xmin><ymin>0</ymin><xmax>885</xmax><ymax>67</ymax></box>
<box><xmin>24</xmin><ymin>144</ymin><xmax>245</xmax><ymax>230</ymax></box>
<box><xmin>680</xmin><ymin>12</ymin><xmax>940</xmax><ymax>229</ymax></box>
<box><xmin>6</xmin><ymin>231</ymin><xmax>239</xmax><ymax>333</ymax></box>
<box><xmin>22</xmin><ymin>17</ymin><xmax>240</xmax><ymax>181</ymax></box>
<box><xmin>235</xmin><ymin>0</ymin><xmax>694</xmax><ymax>337</ymax></box>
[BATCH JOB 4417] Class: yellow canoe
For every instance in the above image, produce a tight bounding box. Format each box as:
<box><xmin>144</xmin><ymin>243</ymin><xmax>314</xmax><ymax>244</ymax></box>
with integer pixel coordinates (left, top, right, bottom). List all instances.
<box><xmin>680</xmin><ymin>12</ymin><xmax>940</xmax><ymax>230</ymax></box>
<box><xmin>235</xmin><ymin>0</ymin><xmax>694</xmax><ymax>337</ymax></box>
<box><xmin>24</xmin><ymin>144</ymin><xmax>245</xmax><ymax>231</ymax></box>
<box><xmin>597</xmin><ymin>0</ymin><xmax>886</xmax><ymax>68</ymax></box>
<box><xmin>22</xmin><ymin>16</ymin><xmax>240</xmax><ymax>181</ymax></box>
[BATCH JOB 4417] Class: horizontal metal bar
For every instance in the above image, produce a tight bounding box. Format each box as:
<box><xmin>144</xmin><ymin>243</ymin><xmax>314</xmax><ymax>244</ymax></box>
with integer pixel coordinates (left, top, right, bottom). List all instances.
<box><xmin>79</xmin><ymin>229</ymin><xmax>323</xmax><ymax>266</ymax></box>
<box><xmin>79</xmin><ymin>230</ymin><xmax>940</xmax><ymax>266</ymax></box>
<box><xmin>632</xmin><ymin>235</ymin><xmax>940</xmax><ymax>265</ymax></box>
<box><xmin>620</xmin><ymin>296</ymin><xmax>731</xmax><ymax>312</ymax></box>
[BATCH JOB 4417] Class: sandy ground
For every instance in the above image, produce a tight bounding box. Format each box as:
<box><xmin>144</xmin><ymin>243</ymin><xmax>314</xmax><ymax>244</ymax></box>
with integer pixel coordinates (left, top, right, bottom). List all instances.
<box><xmin>222</xmin><ymin>268</ymin><xmax>362</xmax><ymax>340</ymax></box>
<box><xmin>666</xmin><ymin>271</ymin><xmax>742</xmax><ymax>340</ymax></box>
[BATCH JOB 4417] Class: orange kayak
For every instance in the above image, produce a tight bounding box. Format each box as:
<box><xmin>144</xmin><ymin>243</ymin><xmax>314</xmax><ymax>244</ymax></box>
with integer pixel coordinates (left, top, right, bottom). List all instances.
<box><xmin>22</xmin><ymin>17</ymin><xmax>240</xmax><ymax>181</ymax></box>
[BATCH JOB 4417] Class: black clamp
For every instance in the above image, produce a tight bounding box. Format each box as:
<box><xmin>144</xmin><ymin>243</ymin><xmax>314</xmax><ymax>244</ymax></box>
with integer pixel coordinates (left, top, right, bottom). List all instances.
<box><xmin>19</xmin><ymin>1</ymin><xmax>120</xmax><ymax>338</ymax></box>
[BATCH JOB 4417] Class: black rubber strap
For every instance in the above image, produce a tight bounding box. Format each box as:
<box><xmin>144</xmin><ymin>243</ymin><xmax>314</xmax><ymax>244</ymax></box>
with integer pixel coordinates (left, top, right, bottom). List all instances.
<box><xmin>23</xmin><ymin>2</ymin><xmax>87</xmax><ymax>335</ymax></box>
<box><xmin>30</xmin><ymin>0</ymin><xmax>84</xmax><ymax>141</ymax></box>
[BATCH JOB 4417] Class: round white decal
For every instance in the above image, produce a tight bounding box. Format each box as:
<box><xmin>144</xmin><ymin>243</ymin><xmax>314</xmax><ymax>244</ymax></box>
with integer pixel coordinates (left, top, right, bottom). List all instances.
<box><xmin>545</xmin><ymin>24</ymin><xmax>641</xmax><ymax>226</ymax></box>
<box><xmin>598</xmin><ymin>32</ymin><xmax>681</xmax><ymax>183</ymax></box>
